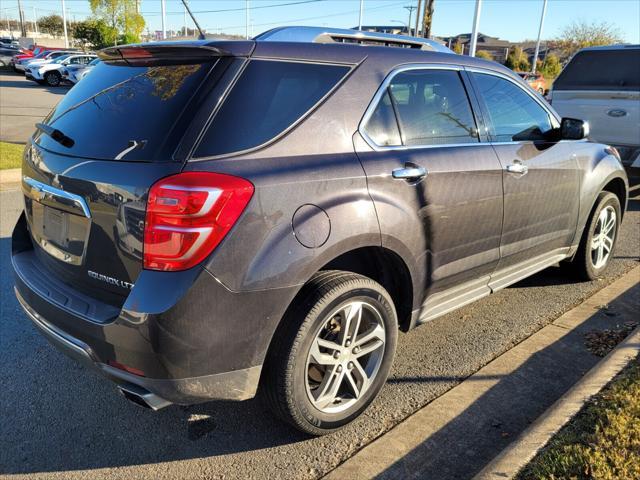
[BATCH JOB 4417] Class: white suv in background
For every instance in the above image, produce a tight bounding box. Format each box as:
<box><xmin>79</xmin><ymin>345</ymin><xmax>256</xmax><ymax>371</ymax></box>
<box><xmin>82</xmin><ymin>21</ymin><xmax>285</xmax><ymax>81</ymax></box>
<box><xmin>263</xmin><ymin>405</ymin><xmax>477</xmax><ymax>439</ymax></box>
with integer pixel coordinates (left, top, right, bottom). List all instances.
<box><xmin>27</xmin><ymin>54</ymin><xmax>97</xmax><ymax>87</ymax></box>
<box><xmin>551</xmin><ymin>45</ymin><xmax>640</xmax><ymax>167</ymax></box>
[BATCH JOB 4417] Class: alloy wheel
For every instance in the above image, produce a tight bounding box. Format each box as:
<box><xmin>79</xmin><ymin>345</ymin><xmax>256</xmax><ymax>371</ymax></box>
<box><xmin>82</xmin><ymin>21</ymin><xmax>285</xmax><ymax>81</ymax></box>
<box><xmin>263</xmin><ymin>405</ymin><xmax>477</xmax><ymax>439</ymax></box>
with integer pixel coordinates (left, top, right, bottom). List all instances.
<box><xmin>591</xmin><ymin>205</ymin><xmax>616</xmax><ymax>269</ymax></box>
<box><xmin>305</xmin><ymin>300</ymin><xmax>386</xmax><ymax>414</ymax></box>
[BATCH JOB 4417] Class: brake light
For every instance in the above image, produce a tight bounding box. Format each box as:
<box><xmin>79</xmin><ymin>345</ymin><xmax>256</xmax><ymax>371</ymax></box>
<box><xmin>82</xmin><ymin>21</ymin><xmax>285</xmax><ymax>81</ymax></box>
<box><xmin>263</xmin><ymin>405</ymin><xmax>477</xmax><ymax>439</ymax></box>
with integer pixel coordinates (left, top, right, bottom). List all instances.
<box><xmin>143</xmin><ymin>172</ymin><xmax>254</xmax><ymax>271</ymax></box>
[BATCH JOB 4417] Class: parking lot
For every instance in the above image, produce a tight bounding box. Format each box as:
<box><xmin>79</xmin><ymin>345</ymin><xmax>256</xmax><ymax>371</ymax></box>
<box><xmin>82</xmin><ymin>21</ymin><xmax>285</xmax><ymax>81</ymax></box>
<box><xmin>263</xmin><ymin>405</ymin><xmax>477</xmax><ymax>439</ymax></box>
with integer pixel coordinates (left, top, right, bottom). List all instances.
<box><xmin>0</xmin><ymin>71</ymin><xmax>67</xmax><ymax>144</ymax></box>
<box><xmin>0</xmin><ymin>71</ymin><xmax>639</xmax><ymax>478</ymax></box>
<box><xmin>1</xmin><ymin>63</ymin><xmax>639</xmax><ymax>479</ymax></box>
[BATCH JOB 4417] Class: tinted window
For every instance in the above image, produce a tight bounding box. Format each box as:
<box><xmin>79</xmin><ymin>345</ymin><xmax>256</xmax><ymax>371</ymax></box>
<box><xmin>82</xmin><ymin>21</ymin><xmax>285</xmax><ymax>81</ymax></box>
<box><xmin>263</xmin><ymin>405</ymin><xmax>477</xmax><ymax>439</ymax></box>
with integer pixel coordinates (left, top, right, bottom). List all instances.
<box><xmin>35</xmin><ymin>61</ymin><xmax>213</xmax><ymax>161</ymax></box>
<box><xmin>385</xmin><ymin>70</ymin><xmax>478</xmax><ymax>146</ymax></box>
<box><xmin>194</xmin><ymin>60</ymin><xmax>349</xmax><ymax>158</ymax></box>
<box><xmin>363</xmin><ymin>91</ymin><xmax>401</xmax><ymax>146</ymax></box>
<box><xmin>554</xmin><ymin>49</ymin><xmax>640</xmax><ymax>91</ymax></box>
<box><xmin>473</xmin><ymin>73</ymin><xmax>553</xmax><ymax>142</ymax></box>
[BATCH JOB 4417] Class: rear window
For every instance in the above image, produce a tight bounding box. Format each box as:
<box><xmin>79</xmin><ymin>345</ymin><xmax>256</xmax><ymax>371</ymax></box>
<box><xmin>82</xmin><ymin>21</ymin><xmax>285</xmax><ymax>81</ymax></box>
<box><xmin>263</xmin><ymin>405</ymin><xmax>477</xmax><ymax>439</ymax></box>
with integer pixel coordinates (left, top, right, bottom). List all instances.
<box><xmin>554</xmin><ymin>49</ymin><xmax>640</xmax><ymax>91</ymax></box>
<box><xmin>193</xmin><ymin>60</ymin><xmax>350</xmax><ymax>158</ymax></box>
<box><xmin>35</xmin><ymin>61</ymin><xmax>214</xmax><ymax>161</ymax></box>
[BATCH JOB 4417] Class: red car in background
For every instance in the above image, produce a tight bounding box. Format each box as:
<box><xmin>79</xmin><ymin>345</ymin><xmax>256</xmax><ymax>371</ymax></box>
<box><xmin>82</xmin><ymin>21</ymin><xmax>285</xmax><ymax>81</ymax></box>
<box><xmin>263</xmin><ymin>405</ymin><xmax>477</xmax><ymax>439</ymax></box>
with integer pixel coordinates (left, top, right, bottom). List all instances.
<box><xmin>517</xmin><ymin>72</ymin><xmax>548</xmax><ymax>94</ymax></box>
<box><xmin>10</xmin><ymin>46</ymin><xmax>67</xmax><ymax>70</ymax></box>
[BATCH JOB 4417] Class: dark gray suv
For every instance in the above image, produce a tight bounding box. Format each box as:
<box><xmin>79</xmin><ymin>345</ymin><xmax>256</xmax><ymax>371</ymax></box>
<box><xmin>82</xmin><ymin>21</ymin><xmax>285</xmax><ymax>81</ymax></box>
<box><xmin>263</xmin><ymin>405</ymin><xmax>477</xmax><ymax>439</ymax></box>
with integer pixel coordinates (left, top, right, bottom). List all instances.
<box><xmin>12</xmin><ymin>27</ymin><xmax>628</xmax><ymax>435</ymax></box>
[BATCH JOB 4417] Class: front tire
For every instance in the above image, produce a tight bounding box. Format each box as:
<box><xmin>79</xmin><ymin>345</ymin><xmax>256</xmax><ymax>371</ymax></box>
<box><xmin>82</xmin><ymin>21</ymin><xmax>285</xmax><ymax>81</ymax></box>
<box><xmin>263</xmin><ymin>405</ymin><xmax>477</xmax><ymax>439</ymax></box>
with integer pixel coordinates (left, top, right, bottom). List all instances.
<box><xmin>570</xmin><ymin>192</ymin><xmax>621</xmax><ymax>280</ymax></box>
<box><xmin>44</xmin><ymin>71</ymin><xmax>61</xmax><ymax>87</ymax></box>
<box><xmin>263</xmin><ymin>271</ymin><xmax>398</xmax><ymax>435</ymax></box>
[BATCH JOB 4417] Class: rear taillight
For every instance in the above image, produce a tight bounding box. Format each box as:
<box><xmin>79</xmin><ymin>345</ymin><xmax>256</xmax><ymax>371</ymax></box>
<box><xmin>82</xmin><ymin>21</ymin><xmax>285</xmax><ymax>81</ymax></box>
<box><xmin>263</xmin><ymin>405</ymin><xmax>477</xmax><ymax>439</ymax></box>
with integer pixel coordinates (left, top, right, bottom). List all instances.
<box><xmin>143</xmin><ymin>172</ymin><xmax>254</xmax><ymax>271</ymax></box>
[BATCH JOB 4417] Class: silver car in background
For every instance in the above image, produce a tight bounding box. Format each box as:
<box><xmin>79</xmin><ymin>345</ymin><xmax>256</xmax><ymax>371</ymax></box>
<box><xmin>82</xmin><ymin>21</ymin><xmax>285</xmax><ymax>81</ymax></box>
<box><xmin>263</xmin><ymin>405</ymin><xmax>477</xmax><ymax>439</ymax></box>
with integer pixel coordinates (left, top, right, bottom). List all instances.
<box><xmin>62</xmin><ymin>57</ymin><xmax>101</xmax><ymax>84</ymax></box>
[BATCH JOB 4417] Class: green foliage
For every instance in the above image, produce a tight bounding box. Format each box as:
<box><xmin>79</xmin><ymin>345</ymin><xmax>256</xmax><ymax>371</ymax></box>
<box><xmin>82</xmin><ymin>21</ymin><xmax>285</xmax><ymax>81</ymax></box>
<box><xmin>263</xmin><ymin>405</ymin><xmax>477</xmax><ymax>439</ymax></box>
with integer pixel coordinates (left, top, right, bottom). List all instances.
<box><xmin>475</xmin><ymin>50</ymin><xmax>494</xmax><ymax>61</ymax></box>
<box><xmin>518</xmin><ymin>356</ymin><xmax>640</xmax><ymax>480</ymax></box>
<box><xmin>557</xmin><ymin>20</ymin><xmax>624</xmax><ymax>59</ymax></box>
<box><xmin>505</xmin><ymin>46</ymin><xmax>530</xmax><ymax>72</ymax></box>
<box><xmin>0</xmin><ymin>142</ymin><xmax>24</xmax><ymax>170</ymax></box>
<box><xmin>539</xmin><ymin>54</ymin><xmax>561</xmax><ymax>79</ymax></box>
<box><xmin>89</xmin><ymin>0</ymin><xmax>145</xmax><ymax>45</ymax></box>
<box><xmin>72</xmin><ymin>18</ymin><xmax>117</xmax><ymax>49</ymax></box>
<box><xmin>38</xmin><ymin>14</ymin><xmax>65</xmax><ymax>36</ymax></box>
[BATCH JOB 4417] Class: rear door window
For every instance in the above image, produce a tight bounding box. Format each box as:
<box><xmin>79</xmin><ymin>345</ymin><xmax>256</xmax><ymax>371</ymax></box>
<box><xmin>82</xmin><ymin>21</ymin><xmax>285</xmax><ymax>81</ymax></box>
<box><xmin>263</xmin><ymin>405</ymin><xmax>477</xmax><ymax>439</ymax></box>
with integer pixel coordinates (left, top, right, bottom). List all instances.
<box><xmin>363</xmin><ymin>69</ymin><xmax>478</xmax><ymax>147</ymax></box>
<box><xmin>554</xmin><ymin>49</ymin><xmax>640</xmax><ymax>91</ymax></box>
<box><xmin>34</xmin><ymin>61</ymin><xmax>215</xmax><ymax>161</ymax></box>
<box><xmin>193</xmin><ymin>60</ymin><xmax>350</xmax><ymax>158</ymax></box>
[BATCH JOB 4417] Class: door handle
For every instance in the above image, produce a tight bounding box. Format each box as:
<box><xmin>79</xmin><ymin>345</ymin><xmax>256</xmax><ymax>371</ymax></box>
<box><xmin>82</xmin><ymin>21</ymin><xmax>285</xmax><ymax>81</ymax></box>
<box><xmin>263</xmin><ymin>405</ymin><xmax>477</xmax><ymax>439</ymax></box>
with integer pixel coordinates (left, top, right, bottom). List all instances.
<box><xmin>506</xmin><ymin>162</ymin><xmax>528</xmax><ymax>175</ymax></box>
<box><xmin>392</xmin><ymin>164</ymin><xmax>427</xmax><ymax>180</ymax></box>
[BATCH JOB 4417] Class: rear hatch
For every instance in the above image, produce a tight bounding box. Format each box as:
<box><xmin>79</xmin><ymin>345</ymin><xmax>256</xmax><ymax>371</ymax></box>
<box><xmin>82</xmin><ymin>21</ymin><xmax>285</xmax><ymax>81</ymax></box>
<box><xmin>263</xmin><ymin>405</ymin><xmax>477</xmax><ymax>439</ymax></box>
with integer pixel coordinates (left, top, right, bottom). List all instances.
<box><xmin>20</xmin><ymin>42</ymin><xmax>250</xmax><ymax>307</ymax></box>
<box><xmin>551</xmin><ymin>47</ymin><xmax>640</xmax><ymax>147</ymax></box>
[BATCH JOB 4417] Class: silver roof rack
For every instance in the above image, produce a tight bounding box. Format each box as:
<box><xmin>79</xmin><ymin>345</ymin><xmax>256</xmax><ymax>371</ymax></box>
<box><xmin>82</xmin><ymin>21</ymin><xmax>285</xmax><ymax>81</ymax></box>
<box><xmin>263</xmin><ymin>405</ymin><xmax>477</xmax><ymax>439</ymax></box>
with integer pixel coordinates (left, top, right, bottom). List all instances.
<box><xmin>255</xmin><ymin>26</ymin><xmax>453</xmax><ymax>54</ymax></box>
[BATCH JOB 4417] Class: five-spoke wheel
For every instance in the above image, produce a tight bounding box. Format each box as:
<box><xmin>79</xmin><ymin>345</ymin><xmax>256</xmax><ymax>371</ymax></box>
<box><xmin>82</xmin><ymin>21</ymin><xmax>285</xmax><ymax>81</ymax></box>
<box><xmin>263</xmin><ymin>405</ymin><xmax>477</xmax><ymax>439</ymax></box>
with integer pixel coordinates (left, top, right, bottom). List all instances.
<box><xmin>263</xmin><ymin>271</ymin><xmax>397</xmax><ymax>435</ymax></box>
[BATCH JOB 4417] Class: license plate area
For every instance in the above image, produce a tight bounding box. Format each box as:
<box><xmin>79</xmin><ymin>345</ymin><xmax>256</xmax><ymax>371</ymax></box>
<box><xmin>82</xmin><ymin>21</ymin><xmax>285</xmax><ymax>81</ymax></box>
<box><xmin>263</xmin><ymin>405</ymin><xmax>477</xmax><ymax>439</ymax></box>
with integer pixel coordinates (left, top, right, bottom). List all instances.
<box><xmin>23</xmin><ymin>177</ymin><xmax>92</xmax><ymax>266</ymax></box>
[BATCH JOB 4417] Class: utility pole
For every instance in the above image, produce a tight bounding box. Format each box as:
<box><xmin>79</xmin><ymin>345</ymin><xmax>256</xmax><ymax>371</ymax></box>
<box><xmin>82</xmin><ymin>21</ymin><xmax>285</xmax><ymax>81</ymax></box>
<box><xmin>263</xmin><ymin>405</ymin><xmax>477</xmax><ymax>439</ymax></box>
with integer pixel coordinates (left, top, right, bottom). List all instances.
<box><xmin>469</xmin><ymin>0</ymin><xmax>482</xmax><ymax>57</ymax></box>
<box><xmin>531</xmin><ymin>0</ymin><xmax>548</xmax><ymax>73</ymax></box>
<box><xmin>160</xmin><ymin>0</ymin><xmax>166</xmax><ymax>39</ymax></box>
<box><xmin>61</xmin><ymin>0</ymin><xmax>68</xmax><ymax>47</ymax></box>
<box><xmin>415</xmin><ymin>0</ymin><xmax>422</xmax><ymax>37</ymax></box>
<box><xmin>404</xmin><ymin>5</ymin><xmax>416</xmax><ymax>36</ymax></box>
<box><xmin>32</xmin><ymin>6</ymin><xmax>38</xmax><ymax>36</ymax></box>
<box><xmin>183</xmin><ymin>0</ymin><xmax>187</xmax><ymax>36</ymax></box>
<box><xmin>422</xmin><ymin>0</ymin><xmax>435</xmax><ymax>38</ymax></box>
<box><xmin>358</xmin><ymin>0</ymin><xmax>364</xmax><ymax>30</ymax></box>
<box><xmin>17</xmin><ymin>0</ymin><xmax>26</xmax><ymax>37</ymax></box>
<box><xmin>245</xmin><ymin>0</ymin><xmax>250</xmax><ymax>40</ymax></box>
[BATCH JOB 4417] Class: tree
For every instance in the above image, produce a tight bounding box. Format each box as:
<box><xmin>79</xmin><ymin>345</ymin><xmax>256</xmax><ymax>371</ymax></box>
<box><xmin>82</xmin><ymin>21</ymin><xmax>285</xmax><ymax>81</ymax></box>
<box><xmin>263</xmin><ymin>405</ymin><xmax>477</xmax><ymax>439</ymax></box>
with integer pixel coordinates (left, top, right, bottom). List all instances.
<box><xmin>38</xmin><ymin>14</ymin><xmax>64</xmax><ymax>36</ymax></box>
<box><xmin>89</xmin><ymin>0</ymin><xmax>145</xmax><ymax>45</ymax></box>
<box><xmin>539</xmin><ymin>53</ymin><xmax>561</xmax><ymax>79</ymax></box>
<box><xmin>452</xmin><ymin>41</ymin><xmax>464</xmax><ymax>55</ymax></box>
<box><xmin>73</xmin><ymin>18</ymin><xmax>117</xmax><ymax>49</ymax></box>
<box><xmin>505</xmin><ymin>46</ymin><xmax>530</xmax><ymax>72</ymax></box>
<box><xmin>475</xmin><ymin>50</ymin><xmax>493</xmax><ymax>61</ymax></box>
<box><xmin>557</xmin><ymin>20</ymin><xmax>624</xmax><ymax>58</ymax></box>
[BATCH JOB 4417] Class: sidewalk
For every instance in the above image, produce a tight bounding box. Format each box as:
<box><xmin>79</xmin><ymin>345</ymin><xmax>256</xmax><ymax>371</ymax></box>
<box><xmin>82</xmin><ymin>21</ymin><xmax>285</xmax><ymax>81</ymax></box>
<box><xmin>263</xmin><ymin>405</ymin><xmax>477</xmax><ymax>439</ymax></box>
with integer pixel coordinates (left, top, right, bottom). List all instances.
<box><xmin>324</xmin><ymin>266</ymin><xmax>640</xmax><ymax>480</ymax></box>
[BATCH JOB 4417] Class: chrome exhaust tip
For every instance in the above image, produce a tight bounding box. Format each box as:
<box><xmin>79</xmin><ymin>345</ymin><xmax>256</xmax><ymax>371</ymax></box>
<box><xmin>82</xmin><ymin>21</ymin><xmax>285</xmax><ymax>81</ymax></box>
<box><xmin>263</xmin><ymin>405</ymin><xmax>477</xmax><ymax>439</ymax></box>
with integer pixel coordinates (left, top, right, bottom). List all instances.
<box><xmin>118</xmin><ymin>384</ymin><xmax>172</xmax><ymax>411</ymax></box>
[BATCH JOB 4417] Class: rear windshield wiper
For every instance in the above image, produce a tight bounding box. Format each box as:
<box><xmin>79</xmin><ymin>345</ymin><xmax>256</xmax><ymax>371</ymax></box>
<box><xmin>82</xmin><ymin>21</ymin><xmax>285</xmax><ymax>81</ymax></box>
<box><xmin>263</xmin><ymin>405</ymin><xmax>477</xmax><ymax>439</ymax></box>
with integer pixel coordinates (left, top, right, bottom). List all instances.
<box><xmin>35</xmin><ymin>122</ymin><xmax>75</xmax><ymax>148</ymax></box>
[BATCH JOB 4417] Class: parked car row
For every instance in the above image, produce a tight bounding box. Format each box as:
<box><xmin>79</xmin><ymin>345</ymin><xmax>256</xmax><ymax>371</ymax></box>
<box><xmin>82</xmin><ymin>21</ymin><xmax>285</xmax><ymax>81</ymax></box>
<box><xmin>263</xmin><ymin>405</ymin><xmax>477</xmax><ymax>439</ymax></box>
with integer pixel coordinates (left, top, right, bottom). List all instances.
<box><xmin>3</xmin><ymin>45</ymin><xmax>99</xmax><ymax>87</ymax></box>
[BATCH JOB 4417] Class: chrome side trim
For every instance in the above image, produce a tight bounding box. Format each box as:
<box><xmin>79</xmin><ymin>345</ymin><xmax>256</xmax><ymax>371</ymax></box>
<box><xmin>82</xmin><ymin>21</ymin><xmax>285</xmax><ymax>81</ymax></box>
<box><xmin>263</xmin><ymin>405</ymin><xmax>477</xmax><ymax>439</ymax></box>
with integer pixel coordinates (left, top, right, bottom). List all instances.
<box><xmin>23</xmin><ymin>176</ymin><xmax>91</xmax><ymax>218</ymax></box>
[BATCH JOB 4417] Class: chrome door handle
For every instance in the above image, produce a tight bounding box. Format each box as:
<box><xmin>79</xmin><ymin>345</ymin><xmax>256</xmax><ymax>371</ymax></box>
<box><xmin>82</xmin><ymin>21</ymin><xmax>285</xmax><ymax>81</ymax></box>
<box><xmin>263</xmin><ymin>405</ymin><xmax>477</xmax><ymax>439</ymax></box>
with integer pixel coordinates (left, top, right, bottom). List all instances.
<box><xmin>392</xmin><ymin>165</ymin><xmax>427</xmax><ymax>180</ymax></box>
<box><xmin>506</xmin><ymin>163</ymin><xmax>528</xmax><ymax>175</ymax></box>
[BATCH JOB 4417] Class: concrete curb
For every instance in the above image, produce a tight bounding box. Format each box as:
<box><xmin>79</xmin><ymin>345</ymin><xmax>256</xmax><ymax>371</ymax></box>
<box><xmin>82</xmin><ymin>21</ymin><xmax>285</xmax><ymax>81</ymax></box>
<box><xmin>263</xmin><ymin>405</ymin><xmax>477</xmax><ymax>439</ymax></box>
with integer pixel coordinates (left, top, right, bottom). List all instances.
<box><xmin>0</xmin><ymin>168</ymin><xmax>21</xmax><ymax>184</ymax></box>
<box><xmin>323</xmin><ymin>265</ymin><xmax>640</xmax><ymax>480</ymax></box>
<box><xmin>474</xmin><ymin>324</ymin><xmax>640</xmax><ymax>480</ymax></box>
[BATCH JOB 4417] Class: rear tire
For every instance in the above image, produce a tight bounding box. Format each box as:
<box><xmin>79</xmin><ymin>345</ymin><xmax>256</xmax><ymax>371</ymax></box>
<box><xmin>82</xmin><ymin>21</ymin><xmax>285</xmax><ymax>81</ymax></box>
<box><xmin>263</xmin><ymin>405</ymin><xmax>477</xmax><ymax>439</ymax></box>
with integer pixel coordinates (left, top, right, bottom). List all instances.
<box><xmin>44</xmin><ymin>71</ymin><xmax>61</xmax><ymax>87</ymax></box>
<box><xmin>262</xmin><ymin>271</ymin><xmax>398</xmax><ymax>435</ymax></box>
<box><xmin>569</xmin><ymin>192</ymin><xmax>621</xmax><ymax>280</ymax></box>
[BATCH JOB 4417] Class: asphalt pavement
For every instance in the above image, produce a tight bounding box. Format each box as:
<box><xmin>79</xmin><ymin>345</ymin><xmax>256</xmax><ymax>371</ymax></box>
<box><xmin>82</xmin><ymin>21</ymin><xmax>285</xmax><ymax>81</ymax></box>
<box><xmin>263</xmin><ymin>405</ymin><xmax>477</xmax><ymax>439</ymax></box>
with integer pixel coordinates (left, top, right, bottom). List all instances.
<box><xmin>1</xmin><ymin>172</ymin><xmax>638</xmax><ymax>479</ymax></box>
<box><xmin>0</xmin><ymin>71</ymin><xmax>67</xmax><ymax>144</ymax></box>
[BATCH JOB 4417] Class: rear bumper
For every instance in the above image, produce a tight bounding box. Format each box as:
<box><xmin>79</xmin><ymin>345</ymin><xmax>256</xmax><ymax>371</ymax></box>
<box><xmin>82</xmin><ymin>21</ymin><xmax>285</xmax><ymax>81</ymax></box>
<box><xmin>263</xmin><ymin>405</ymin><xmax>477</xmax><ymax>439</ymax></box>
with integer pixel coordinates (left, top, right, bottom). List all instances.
<box><xmin>12</xmin><ymin>214</ymin><xmax>298</xmax><ymax>405</ymax></box>
<box><xmin>14</xmin><ymin>280</ymin><xmax>262</xmax><ymax>404</ymax></box>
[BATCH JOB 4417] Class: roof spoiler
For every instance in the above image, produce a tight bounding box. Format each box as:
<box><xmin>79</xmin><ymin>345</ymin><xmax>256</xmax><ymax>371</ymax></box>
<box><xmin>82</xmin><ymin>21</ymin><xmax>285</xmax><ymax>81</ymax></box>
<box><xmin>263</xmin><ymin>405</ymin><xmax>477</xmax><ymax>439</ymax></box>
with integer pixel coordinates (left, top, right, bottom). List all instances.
<box><xmin>98</xmin><ymin>42</ymin><xmax>255</xmax><ymax>65</ymax></box>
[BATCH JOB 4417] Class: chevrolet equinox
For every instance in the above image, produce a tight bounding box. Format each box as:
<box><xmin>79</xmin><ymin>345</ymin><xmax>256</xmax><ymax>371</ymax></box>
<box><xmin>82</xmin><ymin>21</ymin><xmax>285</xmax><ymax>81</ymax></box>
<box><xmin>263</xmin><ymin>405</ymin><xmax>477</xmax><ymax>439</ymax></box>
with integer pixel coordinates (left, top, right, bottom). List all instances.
<box><xmin>12</xmin><ymin>27</ymin><xmax>629</xmax><ymax>435</ymax></box>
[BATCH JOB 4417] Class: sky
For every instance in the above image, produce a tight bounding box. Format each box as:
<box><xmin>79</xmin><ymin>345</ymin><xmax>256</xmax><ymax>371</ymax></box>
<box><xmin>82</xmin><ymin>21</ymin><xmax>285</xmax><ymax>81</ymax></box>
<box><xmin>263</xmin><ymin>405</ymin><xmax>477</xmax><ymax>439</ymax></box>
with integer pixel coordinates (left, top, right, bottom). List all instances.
<box><xmin>3</xmin><ymin>0</ymin><xmax>640</xmax><ymax>43</ymax></box>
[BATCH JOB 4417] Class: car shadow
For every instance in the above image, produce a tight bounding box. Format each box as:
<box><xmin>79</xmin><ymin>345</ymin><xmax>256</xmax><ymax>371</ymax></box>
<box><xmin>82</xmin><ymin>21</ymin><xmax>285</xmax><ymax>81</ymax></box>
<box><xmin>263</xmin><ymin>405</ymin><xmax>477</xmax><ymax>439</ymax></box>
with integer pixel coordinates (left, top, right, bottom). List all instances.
<box><xmin>0</xmin><ymin>78</ymin><xmax>70</xmax><ymax>94</ymax></box>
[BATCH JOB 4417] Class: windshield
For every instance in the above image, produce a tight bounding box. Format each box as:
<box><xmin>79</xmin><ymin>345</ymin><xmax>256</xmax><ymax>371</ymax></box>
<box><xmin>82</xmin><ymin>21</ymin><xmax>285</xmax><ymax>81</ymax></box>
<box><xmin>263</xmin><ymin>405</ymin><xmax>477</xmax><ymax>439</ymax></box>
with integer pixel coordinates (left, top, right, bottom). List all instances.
<box><xmin>35</xmin><ymin>61</ymin><xmax>215</xmax><ymax>161</ymax></box>
<box><xmin>53</xmin><ymin>55</ymin><xmax>71</xmax><ymax>64</ymax></box>
<box><xmin>88</xmin><ymin>58</ymin><xmax>100</xmax><ymax>66</ymax></box>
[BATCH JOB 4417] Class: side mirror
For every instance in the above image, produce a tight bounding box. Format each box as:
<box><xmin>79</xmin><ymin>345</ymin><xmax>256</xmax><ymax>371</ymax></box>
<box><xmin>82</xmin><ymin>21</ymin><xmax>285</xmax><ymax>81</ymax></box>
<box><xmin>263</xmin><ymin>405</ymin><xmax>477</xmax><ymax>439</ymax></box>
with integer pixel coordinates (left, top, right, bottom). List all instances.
<box><xmin>560</xmin><ymin>118</ymin><xmax>589</xmax><ymax>140</ymax></box>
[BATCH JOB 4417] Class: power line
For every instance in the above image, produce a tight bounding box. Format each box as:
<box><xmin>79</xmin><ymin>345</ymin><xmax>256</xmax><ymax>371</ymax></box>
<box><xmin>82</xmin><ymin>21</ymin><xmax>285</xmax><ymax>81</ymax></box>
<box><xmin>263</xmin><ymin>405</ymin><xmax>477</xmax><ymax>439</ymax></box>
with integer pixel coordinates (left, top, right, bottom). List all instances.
<box><xmin>144</xmin><ymin>0</ymin><xmax>324</xmax><ymax>16</ymax></box>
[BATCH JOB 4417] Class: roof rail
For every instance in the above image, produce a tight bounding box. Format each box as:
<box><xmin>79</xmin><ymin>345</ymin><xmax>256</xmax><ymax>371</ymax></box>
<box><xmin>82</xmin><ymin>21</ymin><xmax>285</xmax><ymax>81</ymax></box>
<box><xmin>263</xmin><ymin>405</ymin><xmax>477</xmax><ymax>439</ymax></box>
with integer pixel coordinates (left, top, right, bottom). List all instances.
<box><xmin>255</xmin><ymin>26</ymin><xmax>453</xmax><ymax>53</ymax></box>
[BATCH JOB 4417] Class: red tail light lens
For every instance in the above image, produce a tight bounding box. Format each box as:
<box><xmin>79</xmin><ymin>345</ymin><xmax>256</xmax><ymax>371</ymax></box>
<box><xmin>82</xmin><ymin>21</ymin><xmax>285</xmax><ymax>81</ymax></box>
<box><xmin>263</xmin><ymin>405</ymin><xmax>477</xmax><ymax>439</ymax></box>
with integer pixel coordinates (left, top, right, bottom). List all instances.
<box><xmin>144</xmin><ymin>172</ymin><xmax>254</xmax><ymax>271</ymax></box>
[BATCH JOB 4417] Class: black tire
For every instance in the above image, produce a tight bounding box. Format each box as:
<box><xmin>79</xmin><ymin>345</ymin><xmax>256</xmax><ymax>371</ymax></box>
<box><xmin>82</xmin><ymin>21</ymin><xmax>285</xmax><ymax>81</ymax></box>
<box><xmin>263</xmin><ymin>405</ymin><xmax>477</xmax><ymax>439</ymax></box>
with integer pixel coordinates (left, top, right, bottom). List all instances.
<box><xmin>44</xmin><ymin>71</ymin><xmax>61</xmax><ymax>87</ymax></box>
<box><xmin>262</xmin><ymin>271</ymin><xmax>398</xmax><ymax>435</ymax></box>
<box><xmin>569</xmin><ymin>192</ymin><xmax>621</xmax><ymax>280</ymax></box>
